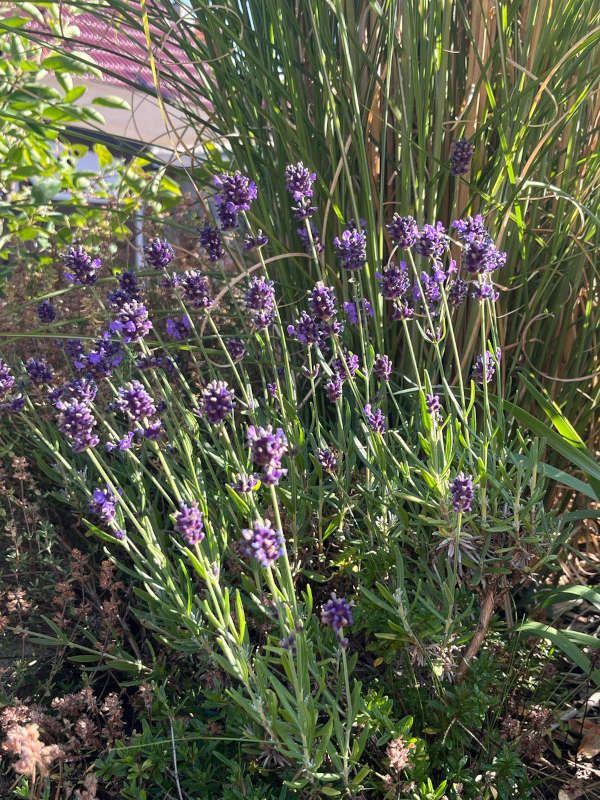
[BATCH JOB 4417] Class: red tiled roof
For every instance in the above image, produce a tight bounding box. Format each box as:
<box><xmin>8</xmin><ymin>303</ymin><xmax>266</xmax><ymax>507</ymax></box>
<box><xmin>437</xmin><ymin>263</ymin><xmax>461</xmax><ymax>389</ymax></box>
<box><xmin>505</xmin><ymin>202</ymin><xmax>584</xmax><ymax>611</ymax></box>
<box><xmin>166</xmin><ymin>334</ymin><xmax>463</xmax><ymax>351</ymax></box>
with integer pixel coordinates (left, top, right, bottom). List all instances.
<box><xmin>23</xmin><ymin>5</ymin><xmax>196</xmax><ymax>96</ymax></box>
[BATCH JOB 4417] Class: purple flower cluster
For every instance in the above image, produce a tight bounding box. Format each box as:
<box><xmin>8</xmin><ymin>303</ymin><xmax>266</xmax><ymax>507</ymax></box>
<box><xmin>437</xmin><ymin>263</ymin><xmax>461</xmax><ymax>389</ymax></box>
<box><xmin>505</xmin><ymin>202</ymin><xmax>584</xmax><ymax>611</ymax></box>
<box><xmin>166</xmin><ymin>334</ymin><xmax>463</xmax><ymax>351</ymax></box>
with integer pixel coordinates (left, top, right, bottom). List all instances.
<box><xmin>89</xmin><ymin>486</ymin><xmax>117</xmax><ymax>524</ymax></box>
<box><xmin>472</xmin><ymin>348</ymin><xmax>501</xmax><ymax>384</ymax></box>
<box><xmin>0</xmin><ymin>359</ymin><xmax>16</xmax><ymax>398</ymax></box>
<box><xmin>321</xmin><ymin>594</ymin><xmax>353</xmax><ymax>645</ymax></box>
<box><xmin>247</xmin><ymin>424</ymin><xmax>288</xmax><ymax>486</ymax></box>
<box><xmin>297</xmin><ymin>222</ymin><xmax>323</xmax><ymax>254</ymax></box>
<box><xmin>244</xmin><ymin>276</ymin><xmax>275</xmax><ymax>330</ymax></box>
<box><xmin>285</xmin><ymin>161</ymin><xmax>317</xmax><ymax>219</ymax></box>
<box><xmin>387</xmin><ymin>214</ymin><xmax>418</xmax><ymax>249</ymax></box>
<box><xmin>50</xmin><ymin>377</ymin><xmax>98</xmax><ymax>409</ymax></box>
<box><xmin>113</xmin><ymin>380</ymin><xmax>157</xmax><ymax>422</ymax></box>
<box><xmin>230</xmin><ymin>473</ymin><xmax>259</xmax><ymax>493</ymax></box>
<box><xmin>242</xmin><ymin>520</ymin><xmax>284</xmax><ymax>568</ymax></box>
<box><xmin>197</xmin><ymin>380</ymin><xmax>235</xmax><ymax>424</ymax></box>
<box><xmin>364</xmin><ymin>403</ymin><xmax>386</xmax><ymax>433</ymax></box>
<box><xmin>64</xmin><ymin>245</ymin><xmax>102</xmax><ymax>285</ymax></box>
<box><xmin>343</xmin><ymin>299</ymin><xmax>374</xmax><ymax>325</ymax></box>
<box><xmin>107</xmin><ymin>271</ymin><xmax>141</xmax><ymax>309</ymax></box>
<box><xmin>110</xmin><ymin>300</ymin><xmax>152</xmax><ymax>343</ymax></box>
<box><xmin>333</xmin><ymin>226</ymin><xmax>367</xmax><ymax>271</ymax></box>
<box><xmin>214</xmin><ymin>171</ymin><xmax>257</xmax><ymax>229</ymax></box>
<box><xmin>288</xmin><ymin>282</ymin><xmax>344</xmax><ymax>348</ymax></box>
<box><xmin>448</xmin><ymin>278</ymin><xmax>469</xmax><ymax>306</ymax></box>
<box><xmin>376</xmin><ymin>262</ymin><xmax>410</xmax><ymax>300</ymax></box>
<box><xmin>37</xmin><ymin>299</ymin><xmax>56</xmax><ymax>323</ymax></box>
<box><xmin>243</xmin><ymin>230</ymin><xmax>269</xmax><ymax>250</ymax></box>
<box><xmin>425</xmin><ymin>393</ymin><xmax>442</xmax><ymax>420</ymax></box>
<box><xmin>166</xmin><ymin>315</ymin><xmax>191</xmax><ymax>341</ymax></box>
<box><xmin>58</xmin><ymin>400</ymin><xmax>99</xmax><ymax>452</ymax></box>
<box><xmin>332</xmin><ymin>351</ymin><xmax>360</xmax><ymax>380</ymax></box>
<box><xmin>226</xmin><ymin>339</ymin><xmax>246</xmax><ymax>362</ymax></box>
<box><xmin>450</xmin><ymin>472</ymin><xmax>475</xmax><ymax>513</ymax></box>
<box><xmin>318</xmin><ymin>448</ymin><xmax>337</xmax><ymax>473</ymax></box>
<box><xmin>414</xmin><ymin>222</ymin><xmax>447</xmax><ymax>260</ymax></box>
<box><xmin>25</xmin><ymin>358</ymin><xmax>54</xmax><ymax>385</ymax></box>
<box><xmin>179</xmin><ymin>270</ymin><xmax>214</xmax><ymax>310</ymax></box>
<box><xmin>452</xmin><ymin>215</ymin><xmax>506</xmax><ymax>274</ymax></box>
<box><xmin>450</xmin><ymin>138</ymin><xmax>475</xmax><ymax>176</ymax></box>
<box><xmin>373</xmin><ymin>354</ymin><xmax>392</xmax><ymax>381</ymax></box>
<box><xmin>72</xmin><ymin>333</ymin><xmax>124</xmax><ymax>379</ymax></box>
<box><xmin>175</xmin><ymin>501</ymin><xmax>205</xmax><ymax>546</ymax></box>
<box><xmin>200</xmin><ymin>224</ymin><xmax>225</xmax><ymax>262</ymax></box>
<box><xmin>145</xmin><ymin>238</ymin><xmax>175</xmax><ymax>270</ymax></box>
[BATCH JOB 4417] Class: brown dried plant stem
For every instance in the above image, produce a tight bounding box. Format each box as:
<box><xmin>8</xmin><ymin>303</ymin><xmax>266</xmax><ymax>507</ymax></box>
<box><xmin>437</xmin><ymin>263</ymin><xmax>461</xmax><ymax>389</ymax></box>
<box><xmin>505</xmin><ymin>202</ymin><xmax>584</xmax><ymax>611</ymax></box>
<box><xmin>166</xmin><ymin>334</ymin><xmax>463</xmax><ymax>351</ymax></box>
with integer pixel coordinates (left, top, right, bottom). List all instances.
<box><xmin>456</xmin><ymin>581</ymin><xmax>502</xmax><ymax>682</ymax></box>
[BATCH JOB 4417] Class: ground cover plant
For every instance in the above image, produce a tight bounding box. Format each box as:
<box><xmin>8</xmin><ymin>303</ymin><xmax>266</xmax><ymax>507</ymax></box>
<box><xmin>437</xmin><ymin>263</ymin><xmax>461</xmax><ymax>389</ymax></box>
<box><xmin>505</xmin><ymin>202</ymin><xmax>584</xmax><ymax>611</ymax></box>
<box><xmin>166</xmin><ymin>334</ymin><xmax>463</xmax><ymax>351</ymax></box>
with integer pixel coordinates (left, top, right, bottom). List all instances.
<box><xmin>1</xmin><ymin>156</ymin><xmax>598</xmax><ymax>798</ymax></box>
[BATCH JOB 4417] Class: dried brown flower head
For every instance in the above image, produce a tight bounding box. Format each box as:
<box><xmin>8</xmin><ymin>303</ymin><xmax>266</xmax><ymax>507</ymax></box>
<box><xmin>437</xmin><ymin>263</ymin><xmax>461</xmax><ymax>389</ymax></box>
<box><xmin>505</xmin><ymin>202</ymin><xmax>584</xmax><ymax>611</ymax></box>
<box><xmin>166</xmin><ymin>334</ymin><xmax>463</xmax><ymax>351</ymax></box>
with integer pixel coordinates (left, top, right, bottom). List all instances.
<box><xmin>2</xmin><ymin>722</ymin><xmax>63</xmax><ymax>777</ymax></box>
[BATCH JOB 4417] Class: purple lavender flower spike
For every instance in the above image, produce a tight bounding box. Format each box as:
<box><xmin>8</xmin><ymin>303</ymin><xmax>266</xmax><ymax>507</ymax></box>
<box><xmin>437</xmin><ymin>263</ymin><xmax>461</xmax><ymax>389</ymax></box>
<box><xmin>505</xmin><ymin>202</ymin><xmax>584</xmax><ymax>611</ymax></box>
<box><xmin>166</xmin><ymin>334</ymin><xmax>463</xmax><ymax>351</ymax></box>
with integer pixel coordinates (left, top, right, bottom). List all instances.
<box><xmin>450</xmin><ymin>138</ymin><xmax>475</xmax><ymax>176</ymax></box>
<box><xmin>37</xmin><ymin>299</ymin><xmax>56</xmax><ymax>323</ymax></box>
<box><xmin>175</xmin><ymin>501</ymin><xmax>205</xmax><ymax>546</ymax></box>
<box><xmin>332</xmin><ymin>352</ymin><xmax>360</xmax><ymax>380</ymax></box>
<box><xmin>285</xmin><ymin>162</ymin><xmax>317</xmax><ymax>219</ymax></box>
<box><xmin>325</xmin><ymin>375</ymin><xmax>343</xmax><ymax>403</ymax></box>
<box><xmin>414</xmin><ymin>222</ymin><xmax>447</xmax><ymax>260</ymax></box>
<box><xmin>373</xmin><ymin>354</ymin><xmax>392</xmax><ymax>381</ymax></box>
<box><xmin>391</xmin><ymin>299</ymin><xmax>415</xmax><ymax>321</ymax></box>
<box><xmin>244</xmin><ymin>276</ymin><xmax>276</xmax><ymax>330</ymax></box>
<box><xmin>107</xmin><ymin>271</ymin><xmax>141</xmax><ymax>308</ymax></box>
<box><xmin>287</xmin><ymin>311</ymin><xmax>325</xmax><ymax>347</ymax></box>
<box><xmin>448</xmin><ymin>278</ymin><xmax>469</xmax><ymax>306</ymax></box>
<box><xmin>89</xmin><ymin>486</ymin><xmax>117</xmax><ymax>524</ymax></box>
<box><xmin>450</xmin><ymin>472</ymin><xmax>475</xmax><ymax>513</ymax></box>
<box><xmin>214</xmin><ymin>171</ymin><xmax>257</xmax><ymax>229</ymax></box>
<box><xmin>64</xmin><ymin>245</ymin><xmax>102</xmax><ymax>285</ymax></box>
<box><xmin>180</xmin><ymin>271</ymin><xmax>213</xmax><ymax>310</ymax></box>
<box><xmin>110</xmin><ymin>300</ymin><xmax>152</xmax><ymax>343</ymax></box>
<box><xmin>376</xmin><ymin>261</ymin><xmax>410</xmax><ymax>300</ymax></box>
<box><xmin>344</xmin><ymin>299</ymin><xmax>374</xmax><ymax>325</ymax></box>
<box><xmin>285</xmin><ymin>162</ymin><xmax>316</xmax><ymax>203</ymax></box>
<box><xmin>145</xmin><ymin>238</ymin><xmax>175</xmax><ymax>269</ymax></box>
<box><xmin>200</xmin><ymin>223</ymin><xmax>225</xmax><ymax>262</ymax></box>
<box><xmin>166</xmin><ymin>315</ymin><xmax>192</xmax><ymax>341</ymax></box>
<box><xmin>230</xmin><ymin>473</ymin><xmax>259</xmax><ymax>493</ymax></box>
<box><xmin>297</xmin><ymin>222</ymin><xmax>323</xmax><ymax>253</ymax></box>
<box><xmin>308</xmin><ymin>282</ymin><xmax>338</xmax><ymax>321</ymax></box>
<box><xmin>386</xmin><ymin>214</ymin><xmax>418</xmax><ymax>249</ymax></box>
<box><xmin>425</xmin><ymin>393</ymin><xmax>442</xmax><ymax>420</ymax></box>
<box><xmin>318</xmin><ymin>448</ymin><xmax>338</xmax><ymax>473</ymax></box>
<box><xmin>25</xmin><ymin>358</ymin><xmax>54</xmax><ymax>385</ymax></box>
<box><xmin>58</xmin><ymin>400</ymin><xmax>100</xmax><ymax>452</ymax></box>
<box><xmin>452</xmin><ymin>216</ymin><xmax>506</xmax><ymax>274</ymax></box>
<box><xmin>226</xmin><ymin>339</ymin><xmax>246</xmax><ymax>362</ymax></box>
<box><xmin>243</xmin><ymin>230</ymin><xmax>269</xmax><ymax>250</ymax></box>
<box><xmin>242</xmin><ymin>520</ymin><xmax>284</xmax><ymax>567</ymax></box>
<box><xmin>0</xmin><ymin>359</ymin><xmax>16</xmax><ymax>398</ymax></box>
<box><xmin>321</xmin><ymin>594</ymin><xmax>353</xmax><ymax>645</ymax></box>
<box><xmin>113</xmin><ymin>380</ymin><xmax>157</xmax><ymax>422</ymax></box>
<box><xmin>247</xmin><ymin>424</ymin><xmax>288</xmax><ymax>468</ymax></box>
<box><xmin>198</xmin><ymin>380</ymin><xmax>235</xmax><ymax>424</ymax></box>
<box><xmin>364</xmin><ymin>403</ymin><xmax>386</xmax><ymax>433</ymax></box>
<box><xmin>333</xmin><ymin>226</ymin><xmax>367</xmax><ymax>271</ymax></box>
<box><xmin>471</xmin><ymin>281</ymin><xmax>499</xmax><ymax>302</ymax></box>
<box><xmin>471</xmin><ymin>348</ymin><xmax>501</xmax><ymax>384</ymax></box>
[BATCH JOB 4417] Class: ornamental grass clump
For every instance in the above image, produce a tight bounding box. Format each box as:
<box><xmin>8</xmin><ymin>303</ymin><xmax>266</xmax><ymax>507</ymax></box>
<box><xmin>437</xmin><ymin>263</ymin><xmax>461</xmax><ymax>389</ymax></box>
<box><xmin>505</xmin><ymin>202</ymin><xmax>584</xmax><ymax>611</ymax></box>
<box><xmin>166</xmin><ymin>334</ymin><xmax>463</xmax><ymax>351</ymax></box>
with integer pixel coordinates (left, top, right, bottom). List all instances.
<box><xmin>1</xmin><ymin>160</ymin><xmax>567</xmax><ymax>798</ymax></box>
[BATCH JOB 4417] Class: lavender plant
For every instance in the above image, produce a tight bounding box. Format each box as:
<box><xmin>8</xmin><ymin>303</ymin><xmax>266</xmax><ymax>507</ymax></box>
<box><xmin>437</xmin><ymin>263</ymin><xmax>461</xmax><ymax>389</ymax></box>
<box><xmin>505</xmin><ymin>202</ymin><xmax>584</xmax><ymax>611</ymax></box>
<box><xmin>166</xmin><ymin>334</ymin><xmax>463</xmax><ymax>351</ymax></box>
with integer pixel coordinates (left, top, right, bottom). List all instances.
<box><xmin>1</xmin><ymin>162</ymin><xmax>568</xmax><ymax>798</ymax></box>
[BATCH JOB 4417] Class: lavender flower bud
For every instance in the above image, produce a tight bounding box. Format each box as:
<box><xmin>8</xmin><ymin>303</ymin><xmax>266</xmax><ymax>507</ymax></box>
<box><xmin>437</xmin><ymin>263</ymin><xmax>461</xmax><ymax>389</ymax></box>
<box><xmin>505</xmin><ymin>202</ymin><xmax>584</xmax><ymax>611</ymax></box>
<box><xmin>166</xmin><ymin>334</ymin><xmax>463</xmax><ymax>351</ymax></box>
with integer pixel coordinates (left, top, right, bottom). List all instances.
<box><xmin>37</xmin><ymin>299</ymin><xmax>56</xmax><ymax>323</ymax></box>
<box><xmin>242</xmin><ymin>519</ymin><xmax>284</xmax><ymax>568</ymax></box>
<box><xmin>175</xmin><ymin>501</ymin><xmax>205</xmax><ymax>546</ymax></box>
<box><xmin>64</xmin><ymin>245</ymin><xmax>102</xmax><ymax>285</ymax></box>
<box><xmin>450</xmin><ymin>138</ymin><xmax>475</xmax><ymax>176</ymax></box>
<box><xmin>373</xmin><ymin>354</ymin><xmax>392</xmax><ymax>381</ymax></box>
<box><xmin>197</xmin><ymin>380</ymin><xmax>235</xmax><ymax>424</ymax></box>
<box><xmin>450</xmin><ymin>472</ymin><xmax>475</xmax><ymax>513</ymax></box>
<box><xmin>145</xmin><ymin>238</ymin><xmax>175</xmax><ymax>269</ymax></box>
<box><xmin>333</xmin><ymin>226</ymin><xmax>367</xmax><ymax>271</ymax></box>
<box><xmin>386</xmin><ymin>214</ymin><xmax>418</xmax><ymax>248</ymax></box>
